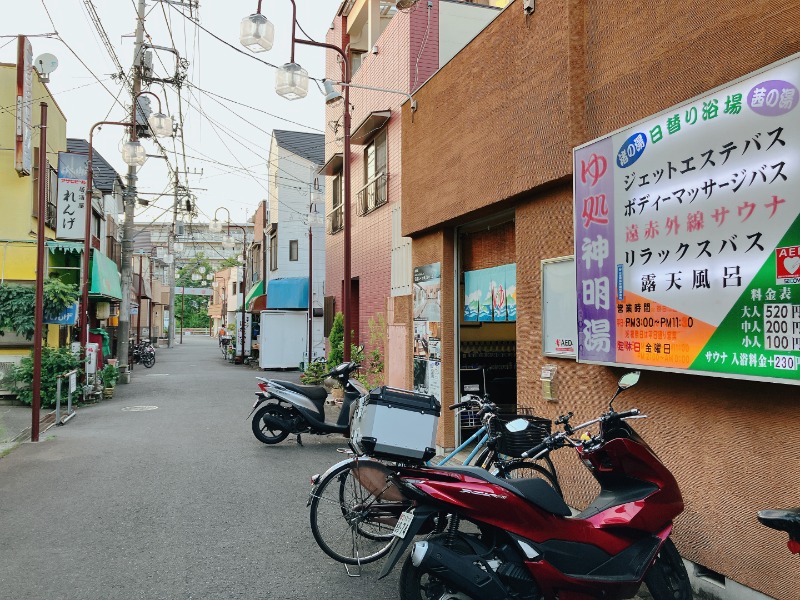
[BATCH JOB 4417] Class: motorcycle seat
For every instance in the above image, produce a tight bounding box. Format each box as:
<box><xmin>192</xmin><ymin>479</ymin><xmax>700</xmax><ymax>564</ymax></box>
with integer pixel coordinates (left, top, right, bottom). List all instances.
<box><xmin>758</xmin><ymin>508</ymin><xmax>800</xmax><ymax>538</ymax></box>
<box><xmin>273</xmin><ymin>380</ymin><xmax>329</xmax><ymax>402</ymax></box>
<box><xmin>435</xmin><ymin>465</ymin><xmax>571</xmax><ymax>517</ymax></box>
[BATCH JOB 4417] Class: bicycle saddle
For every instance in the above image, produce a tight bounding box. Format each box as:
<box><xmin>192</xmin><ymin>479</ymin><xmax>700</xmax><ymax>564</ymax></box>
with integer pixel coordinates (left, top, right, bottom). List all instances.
<box><xmin>757</xmin><ymin>508</ymin><xmax>800</xmax><ymax>539</ymax></box>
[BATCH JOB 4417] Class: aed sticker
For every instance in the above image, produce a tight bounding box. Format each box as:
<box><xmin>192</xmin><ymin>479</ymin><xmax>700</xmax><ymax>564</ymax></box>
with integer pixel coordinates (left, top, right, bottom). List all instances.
<box><xmin>775</xmin><ymin>246</ymin><xmax>800</xmax><ymax>285</ymax></box>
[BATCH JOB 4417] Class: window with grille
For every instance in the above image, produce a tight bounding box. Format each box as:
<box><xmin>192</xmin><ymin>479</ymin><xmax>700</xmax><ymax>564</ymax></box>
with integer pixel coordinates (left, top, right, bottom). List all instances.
<box><xmin>359</xmin><ymin>130</ymin><xmax>388</xmax><ymax>215</ymax></box>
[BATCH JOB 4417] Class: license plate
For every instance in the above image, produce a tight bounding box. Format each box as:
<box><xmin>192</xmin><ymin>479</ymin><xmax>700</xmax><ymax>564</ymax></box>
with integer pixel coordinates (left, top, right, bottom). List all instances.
<box><xmin>393</xmin><ymin>510</ymin><xmax>414</xmax><ymax>539</ymax></box>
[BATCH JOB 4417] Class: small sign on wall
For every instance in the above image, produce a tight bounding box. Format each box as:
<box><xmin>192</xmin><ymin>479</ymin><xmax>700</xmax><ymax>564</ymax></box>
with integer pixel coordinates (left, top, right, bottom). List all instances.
<box><xmin>542</xmin><ymin>257</ymin><xmax>578</xmax><ymax>358</ymax></box>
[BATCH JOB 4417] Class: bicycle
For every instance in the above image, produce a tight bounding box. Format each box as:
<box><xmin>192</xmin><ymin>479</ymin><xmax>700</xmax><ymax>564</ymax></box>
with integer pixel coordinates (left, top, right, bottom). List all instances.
<box><xmin>307</xmin><ymin>395</ymin><xmax>559</xmax><ymax>567</ymax></box>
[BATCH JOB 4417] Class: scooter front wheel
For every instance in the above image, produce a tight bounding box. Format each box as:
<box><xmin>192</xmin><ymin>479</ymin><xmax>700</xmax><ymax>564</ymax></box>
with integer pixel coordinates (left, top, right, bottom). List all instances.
<box><xmin>142</xmin><ymin>354</ymin><xmax>155</xmax><ymax>368</ymax></box>
<box><xmin>252</xmin><ymin>405</ymin><xmax>291</xmax><ymax>444</ymax></box>
<box><xmin>643</xmin><ymin>538</ymin><xmax>693</xmax><ymax>600</ymax></box>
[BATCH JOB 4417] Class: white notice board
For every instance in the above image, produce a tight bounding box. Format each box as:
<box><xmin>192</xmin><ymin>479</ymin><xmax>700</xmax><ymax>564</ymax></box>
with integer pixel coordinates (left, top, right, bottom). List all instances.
<box><xmin>542</xmin><ymin>256</ymin><xmax>578</xmax><ymax>358</ymax></box>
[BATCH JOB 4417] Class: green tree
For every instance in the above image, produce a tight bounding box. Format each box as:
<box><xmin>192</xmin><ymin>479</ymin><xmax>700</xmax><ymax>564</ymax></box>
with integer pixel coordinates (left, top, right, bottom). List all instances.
<box><xmin>0</xmin><ymin>279</ymin><xmax>80</xmax><ymax>340</ymax></box>
<box><xmin>327</xmin><ymin>312</ymin><xmax>344</xmax><ymax>367</ymax></box>
<box><xmin>175</xmin><ymin>253</ymin><xmax>214</xmax><ymax>329</ymax></box>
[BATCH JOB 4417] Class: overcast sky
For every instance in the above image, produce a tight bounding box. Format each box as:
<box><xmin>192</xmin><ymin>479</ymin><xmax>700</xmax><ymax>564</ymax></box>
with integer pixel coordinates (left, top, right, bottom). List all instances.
<box><xmin>2</xmin><ymin>0</ymin><xmax>342</xmax><ymax>224</ymax></box>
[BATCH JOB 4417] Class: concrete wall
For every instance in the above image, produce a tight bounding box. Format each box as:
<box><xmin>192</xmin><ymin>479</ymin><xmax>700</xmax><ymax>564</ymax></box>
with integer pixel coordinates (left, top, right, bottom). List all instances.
<box><xmin>400</xmin><ymin>1</ymin><xmax>800</xmax><ymax>598</ymax></box>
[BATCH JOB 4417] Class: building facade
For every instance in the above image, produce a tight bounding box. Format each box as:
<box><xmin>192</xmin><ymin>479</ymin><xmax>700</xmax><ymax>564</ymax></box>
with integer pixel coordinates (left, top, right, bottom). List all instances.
<box><xmin>0</xmin><ymin>58</ymin><xmax>67</xmax><ymax>384</ymax></box>
<box><xmin>323</xmin><ymin>0</ymin><xmax>506</xmax><ymax>385</ymax></box>
<box><xmin>400</xmin><ymin>2</ymin><xmax>800</xmax><ymax>599</ymax></box>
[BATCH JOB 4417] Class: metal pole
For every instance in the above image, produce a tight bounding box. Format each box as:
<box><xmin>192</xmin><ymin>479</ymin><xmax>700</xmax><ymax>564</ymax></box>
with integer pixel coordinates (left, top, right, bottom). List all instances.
<box><xmin>148</xmin><ymin>256</ymin><xmax>154</xmax><ymax>341</ymax></box>
<box><xmin>240</xmin><ymin>244</ymin><xmax>247</xmax><ymax>363</ymax></box>
<box><xmin>292</xmin><ymin>16</ymin><xmax>351</xmax><ymax>360</ymax></box>
<box><xmin>308</xmin><ymin>204</ymin><xmax>313</xmax><ymax>365</ymax></box>
<box><xmin>180</xmin><ymin>288</ymin><xmax>184</xmax><ymax>344</ymax></box>
<box><xmin>116</xmin><ymin>0</ymin><xmax>147</xmax><ymax>380</ymax></box>
<box><xmin>167</xmin><ymin>172</ymin><xmax>178</xmax><ymax>348</ymax></box>
<box><xmin>31</xmin><ymin>101</ymin><xmax>47</xmax><ymax>443</ymax></box>
<box><xmin>136</xmin><ymin>253</ymin><xmax>143</xmax><ymax>344</ymax></box>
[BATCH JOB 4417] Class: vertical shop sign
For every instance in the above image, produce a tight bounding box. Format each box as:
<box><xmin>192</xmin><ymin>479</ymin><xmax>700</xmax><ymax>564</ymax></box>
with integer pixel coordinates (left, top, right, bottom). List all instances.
<box><xmin>574</xmin><ymin>53</ymin><xmax>800</xmax><ymax>384</ymax></box>
<box><xmin>15</xmin><ymin>36</ymin><xmax>33</xmax><ymax>176</ymax></box>
<box><xmin>413</xmin><ymin>263</ymin><xmax>442</xmax><ymax>401</ymax></box>
<box><xmin>56</xmin><ymin>152</ymin><xmax>89</xmax><ymax>241</ymax></box>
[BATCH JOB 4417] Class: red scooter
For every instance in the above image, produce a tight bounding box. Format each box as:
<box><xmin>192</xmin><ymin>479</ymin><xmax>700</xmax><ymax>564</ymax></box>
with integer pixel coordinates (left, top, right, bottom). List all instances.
<box><xmin>378</xmin><ymin>372</ymin><xmax>692</xmax><ymax>600</ymax></box>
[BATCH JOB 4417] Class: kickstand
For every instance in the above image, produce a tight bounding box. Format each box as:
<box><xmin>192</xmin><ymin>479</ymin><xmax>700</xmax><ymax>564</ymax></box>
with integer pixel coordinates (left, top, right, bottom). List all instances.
<box><xmin>344</xmin><ymin>560</ymin><xmax>361</xmax><ymax>577</ymax></box>
<box><xmin>296</xmin><ymin>434</ymin><xmax>303</xmax><ymax>446</ymax></box>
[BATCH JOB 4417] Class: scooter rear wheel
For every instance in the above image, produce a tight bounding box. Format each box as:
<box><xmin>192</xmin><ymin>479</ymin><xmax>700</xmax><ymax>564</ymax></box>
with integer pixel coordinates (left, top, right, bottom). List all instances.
<box><xmin>643</xmin><ymin>538</ymin><xmax>693</xmax><ymax>600</ymax></box>
<box><xmin>251</xmin><ymin>405</ymin><xmax>291</xmax><ymax>444</ymax></box>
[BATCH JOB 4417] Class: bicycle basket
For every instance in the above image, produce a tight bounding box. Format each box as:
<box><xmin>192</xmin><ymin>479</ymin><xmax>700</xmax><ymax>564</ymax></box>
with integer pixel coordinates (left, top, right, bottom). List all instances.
<box><xmin>488</xmin><ymin>414</ymin><xmax>551</xmax><ymax>458</ymax></box>
<box><xmin>460</xmin><ymin>409</ymin><xmax>480</xmax><ymax>428</ymax></box>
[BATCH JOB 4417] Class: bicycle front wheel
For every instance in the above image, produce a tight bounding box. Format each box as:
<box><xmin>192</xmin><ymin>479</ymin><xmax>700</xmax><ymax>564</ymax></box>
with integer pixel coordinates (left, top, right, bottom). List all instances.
<box><xmin>309</xmin><ymin>460</ymin><xmax>411</xmax><ymax>565</ymax></box>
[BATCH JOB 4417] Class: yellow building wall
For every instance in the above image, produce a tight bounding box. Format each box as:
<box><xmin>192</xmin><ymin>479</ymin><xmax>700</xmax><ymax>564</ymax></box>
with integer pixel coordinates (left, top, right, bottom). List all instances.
<box><xmin>0</xmin><ymin>61</ymin><xmax>69</xmax><ymax>354</ymax></box>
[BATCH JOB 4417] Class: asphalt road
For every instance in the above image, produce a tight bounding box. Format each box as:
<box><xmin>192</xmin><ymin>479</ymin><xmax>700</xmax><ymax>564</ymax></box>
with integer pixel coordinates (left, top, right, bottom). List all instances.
<box><xmin>0</xmin><ymin>336</ymin><xmax>400</xmax><ymax>600</ymax></box>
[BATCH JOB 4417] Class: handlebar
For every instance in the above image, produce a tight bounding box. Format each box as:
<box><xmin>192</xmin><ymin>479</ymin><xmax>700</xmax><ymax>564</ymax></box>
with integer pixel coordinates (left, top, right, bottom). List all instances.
<box><xmin>521</xmin><ymin>408</ymin><xmax>643</xmax><ymax>459</ymax></box>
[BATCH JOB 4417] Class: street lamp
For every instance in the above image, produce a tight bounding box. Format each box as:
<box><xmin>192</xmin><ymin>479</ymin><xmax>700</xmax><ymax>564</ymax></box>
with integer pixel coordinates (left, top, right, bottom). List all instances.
<box><xmin>241</xmin><ymin>0</ymin><xmax>353</xmax><ymax>360</ymax></box>
<box><xmin>83</xmin><ymin>90</ymin><xmax>172</xmax><ymax>378</ymax></box>
<box><xmin>212</xmin><ymin>207</ymin><xmax>248</xmax><ymax>363</ymax></box>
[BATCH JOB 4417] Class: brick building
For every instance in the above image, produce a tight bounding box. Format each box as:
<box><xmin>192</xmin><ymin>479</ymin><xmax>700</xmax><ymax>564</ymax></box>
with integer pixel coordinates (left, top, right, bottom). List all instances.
<box><xmin>323</xmin><ymin>0</ymin><xmax>506</xmax><ymax>386</ymax></box>
<box><xmin>400</xmin><ymin>1</ymin><xmax>800</xmax><ymax>599</ymax></box>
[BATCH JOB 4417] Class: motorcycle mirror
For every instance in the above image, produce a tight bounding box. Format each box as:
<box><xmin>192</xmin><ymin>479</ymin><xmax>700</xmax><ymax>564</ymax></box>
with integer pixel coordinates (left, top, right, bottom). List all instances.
<box><xmin>505</xmin><ymin>418</ymin><xmax>529</xmax><ymax>433</ymax></box>
<box><xmin>618</xmin><ymin>371</ymin><xmax>640</xmax><ymax>390</ymax></box>
<box><xmin>609</xmin><ymin>371</ymin><xmax>640</xmax><ymax>411</ymax></box>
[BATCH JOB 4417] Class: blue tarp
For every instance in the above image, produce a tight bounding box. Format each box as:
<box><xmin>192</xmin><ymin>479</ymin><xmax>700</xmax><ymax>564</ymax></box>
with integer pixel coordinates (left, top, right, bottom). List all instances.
<box><xmin>266</xmin><ymin>277</ymin><xmax>308</xmax><ymax>309</ymax></box>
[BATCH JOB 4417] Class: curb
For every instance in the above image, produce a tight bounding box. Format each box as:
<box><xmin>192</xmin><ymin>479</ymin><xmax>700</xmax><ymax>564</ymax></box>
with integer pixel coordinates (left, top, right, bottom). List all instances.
<box><xmin>5</xmin><ymin>410</ymin><xmax>58</xmax><ymax>446</ymax></box>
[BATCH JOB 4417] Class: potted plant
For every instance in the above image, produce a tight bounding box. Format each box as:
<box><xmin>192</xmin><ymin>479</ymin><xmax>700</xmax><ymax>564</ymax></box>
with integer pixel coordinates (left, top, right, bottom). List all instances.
<box><xmin>99</xmin><ymin>363</ymin><xmax>119</xmax><ymax>399</ymax></box>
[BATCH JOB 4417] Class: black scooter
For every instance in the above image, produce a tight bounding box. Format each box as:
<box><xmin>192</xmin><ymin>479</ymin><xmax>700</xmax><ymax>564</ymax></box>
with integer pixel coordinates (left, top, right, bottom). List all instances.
<box><xmin>247</xmin><ymin>361</ymin><xmax>366</xmax><ymax>445</ymax></box>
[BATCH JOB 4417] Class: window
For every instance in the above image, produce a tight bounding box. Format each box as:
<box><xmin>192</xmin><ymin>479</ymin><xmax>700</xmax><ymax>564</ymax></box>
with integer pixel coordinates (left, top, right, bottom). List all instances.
<box><xmin>327</xmin><ymin>174</ymin><xmax>343</xmax><ymax>234</ymax></box>
<box><xmin>364</xmin><ymin>130</ymin><xmax>387</xmax><ymax>184</ymax></box>
<box><xmin>289</xmin><ymin>240</ymin><xmax>299</xmax><ymax>261</ymax></box>
<box><xmin>269</xmin><ymin>234</ymin><xmax>278</xmax><ymax>271</ymax></box>
<box><xmin>358</xmin><ymin>130</ymin><xmax>388</xmax><ymax>215</ymax></box>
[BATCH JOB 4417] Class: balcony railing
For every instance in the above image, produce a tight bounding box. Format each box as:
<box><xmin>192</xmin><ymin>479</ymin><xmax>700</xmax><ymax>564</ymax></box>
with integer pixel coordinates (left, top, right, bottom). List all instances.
<box><xmin>327</xmin><ymin>204</ymin><xmax>343</xmax><ymax>235</ymax></box>
<box><xmin>356</xmin><ymin>172</ymin><xmax>388</xmax><ymax>216</ymax></box>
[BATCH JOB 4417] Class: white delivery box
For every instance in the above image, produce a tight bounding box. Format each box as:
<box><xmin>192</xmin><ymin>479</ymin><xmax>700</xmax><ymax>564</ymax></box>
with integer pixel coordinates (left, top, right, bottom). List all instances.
<box><xmin>351</xmin><ymin>386</ymin><xmax>441</xmax><ymax>462</ymax></box>
<box><xmin>259</xmin><ymin>310</ymin><xmax>307</xmax><ymax>369</ymax></box>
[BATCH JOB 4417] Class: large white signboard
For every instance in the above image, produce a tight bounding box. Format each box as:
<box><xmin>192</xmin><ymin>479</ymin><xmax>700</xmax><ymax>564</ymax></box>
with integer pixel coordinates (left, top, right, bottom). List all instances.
<box><xmin>574</xmin><ymin>53</ymin><xmax>800</xmax><ymax>384</ymax></box>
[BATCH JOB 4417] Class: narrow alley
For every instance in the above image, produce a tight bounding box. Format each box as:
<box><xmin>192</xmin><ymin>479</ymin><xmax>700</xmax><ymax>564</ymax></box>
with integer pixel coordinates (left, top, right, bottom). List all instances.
<box><xmin>0</xmin><ymin>337</ymin><xmax>399</xmax><ymax>600</ymax></box>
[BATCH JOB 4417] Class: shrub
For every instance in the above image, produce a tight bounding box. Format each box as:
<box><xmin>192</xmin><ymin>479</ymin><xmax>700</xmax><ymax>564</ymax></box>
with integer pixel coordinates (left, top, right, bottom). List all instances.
<box><xmin>327</xmin><ymin>312</ymin><xmax>344</xmax><ymax>368</ymax></box>
<box><xmin>301</xmin><ymin>359</ymin><xmax>329</xmax><ymax>385</ymax></box>
<box><xmin>99</xmin><ymin>364</ymin><xmax>119</xmax><ymax>388</ymax></box>
<box><xmin>10</xmin><ymin>346</ymin><xmax>84</xmax><ymax>407</ymax></box>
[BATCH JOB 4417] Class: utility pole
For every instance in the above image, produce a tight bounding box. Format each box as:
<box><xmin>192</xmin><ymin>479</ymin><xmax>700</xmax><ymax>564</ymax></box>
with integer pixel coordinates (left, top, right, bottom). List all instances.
<box><xmin>116</xmin><ymin>0</ymin><xmax>146</xmax><ymax>383</ymax></box>
<box><xmin>167</xmin><ymin>170</ymin><xmax>178</xmax><ymax>348</ymax></box>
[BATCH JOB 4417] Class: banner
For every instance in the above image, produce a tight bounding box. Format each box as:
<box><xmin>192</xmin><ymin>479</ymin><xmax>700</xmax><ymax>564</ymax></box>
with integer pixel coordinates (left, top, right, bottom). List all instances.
<box><xmin>574</xmin><ymin>53</ymin><xmax>800</xmax><ymax>384</ymax></box>
<box><xmin>56</xmin><ymin>152</ymin><xmax>89</xmax><ymax>241</ymax></box>
<box><xmin>413</xmin><ymin>263</ymin><xmax>441</xmax><ymax>401</ymax></box>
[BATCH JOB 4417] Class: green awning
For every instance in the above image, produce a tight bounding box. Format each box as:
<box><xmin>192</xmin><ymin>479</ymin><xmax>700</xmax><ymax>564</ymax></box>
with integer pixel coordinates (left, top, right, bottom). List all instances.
<box><xmin>242</xmin><ymin>280</ymin><xmax>264</xmax><ymax>309</ymax></box>
<box><xmin>89</xmin><ymin>249</ymin><xmax>123</xmax><ymax>300</ymax></box>
<box><xmin>46</xmin><ymin>240</ymin><xmax>84</xmax><ymax>254</ymax></box>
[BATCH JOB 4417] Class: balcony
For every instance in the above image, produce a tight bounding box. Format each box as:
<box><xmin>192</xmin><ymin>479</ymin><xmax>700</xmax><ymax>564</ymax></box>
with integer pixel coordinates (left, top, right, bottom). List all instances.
<box><xmin>327</xmin><ymin>204</ymin><xmax>343</xmax><ymax>235</ymax></box>
<box><xmin>356</xmin><ymin>172</ymin><xmax>388</xmax><ymax>217</ymax></box>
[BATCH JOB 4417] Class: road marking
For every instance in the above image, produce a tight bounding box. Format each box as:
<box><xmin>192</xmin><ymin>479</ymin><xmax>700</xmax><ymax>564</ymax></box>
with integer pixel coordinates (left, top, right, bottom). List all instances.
<box><xmin>122</xmin><ymin>406</ymin><xmax>159</xmax><ymax>412</ymax></box>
